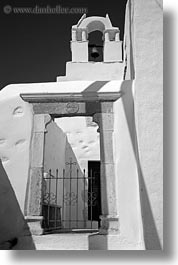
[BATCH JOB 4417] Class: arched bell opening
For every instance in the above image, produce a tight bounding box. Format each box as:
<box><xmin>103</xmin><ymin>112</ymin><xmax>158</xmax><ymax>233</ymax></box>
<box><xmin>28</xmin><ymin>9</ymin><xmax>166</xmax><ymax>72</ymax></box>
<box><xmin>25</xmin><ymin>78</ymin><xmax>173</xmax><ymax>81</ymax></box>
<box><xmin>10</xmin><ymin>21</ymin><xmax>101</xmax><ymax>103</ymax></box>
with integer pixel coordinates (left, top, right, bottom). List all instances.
<box><xmin>88</xmin><ymin>31</ymin><xmax>104</xmax><ymax>62</ymax></box>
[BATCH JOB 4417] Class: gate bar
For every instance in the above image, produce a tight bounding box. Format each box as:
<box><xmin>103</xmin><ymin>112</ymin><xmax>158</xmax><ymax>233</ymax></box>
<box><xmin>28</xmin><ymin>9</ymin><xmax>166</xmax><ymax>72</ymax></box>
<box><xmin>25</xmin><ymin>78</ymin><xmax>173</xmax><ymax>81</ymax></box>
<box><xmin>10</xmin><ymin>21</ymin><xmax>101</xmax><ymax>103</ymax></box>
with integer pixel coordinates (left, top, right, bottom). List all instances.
<box><xmin>69</xmin><ymin>167</ymin><xmax>72</xmax><ymax>229</ymax></box>
<box><xmin>55</xmin><ymin>169</ymin><xmax>58</xmax><ymax>228</ymax></box>
<box><xmin>76</xmin><ymin>168</ymin><xmax>79</xmax><ymax>228</ymax></box>
<box><xmin>62</xmin><ymin>169</ymin><xmax>65</xmax><ymax>227</ymax></box>
<box><xmin>48</xmin><ymin>169</ymin><xmax>52</xmax><ymax>227</ymax></box>
<box><xmin>83</xmin><ymin>169</ymin><xmax>86</xmax><ymax>227</ymax></box>
<box><xmin>90</xmin><ymin>168</ymin><xmax>93</xmax><ymax>229</ymax></box>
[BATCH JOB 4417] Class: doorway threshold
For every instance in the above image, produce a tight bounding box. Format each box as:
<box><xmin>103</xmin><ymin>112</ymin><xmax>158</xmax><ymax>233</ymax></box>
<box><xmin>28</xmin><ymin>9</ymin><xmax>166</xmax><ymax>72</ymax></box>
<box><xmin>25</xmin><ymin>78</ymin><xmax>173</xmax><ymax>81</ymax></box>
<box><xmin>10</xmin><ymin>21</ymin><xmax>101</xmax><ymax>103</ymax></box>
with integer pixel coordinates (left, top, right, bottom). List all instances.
<box><xmin>44</xmin><ymin>229</ymin><xmax>99</xmax><ymax>234</ymax></box>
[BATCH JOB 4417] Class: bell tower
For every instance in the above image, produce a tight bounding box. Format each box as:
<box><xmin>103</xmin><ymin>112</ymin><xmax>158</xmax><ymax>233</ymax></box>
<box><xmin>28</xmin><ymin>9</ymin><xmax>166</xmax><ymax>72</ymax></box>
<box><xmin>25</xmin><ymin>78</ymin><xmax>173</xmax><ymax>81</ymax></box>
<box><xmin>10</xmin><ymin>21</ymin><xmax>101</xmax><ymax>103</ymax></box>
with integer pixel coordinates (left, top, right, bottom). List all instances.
<box><xmin>55</xmin><ymin>14</ymin><xmax>126</xmax><ymax>247</ymax></box>
<box><xmin>71</xmin><ymin>14</ymin><xmax>122</xmax><ymax>63</ymax></box>
<box><xmin>57</xmin><ymin>14</ymin><xmax>125</xmax><ymax>81</ymax></box>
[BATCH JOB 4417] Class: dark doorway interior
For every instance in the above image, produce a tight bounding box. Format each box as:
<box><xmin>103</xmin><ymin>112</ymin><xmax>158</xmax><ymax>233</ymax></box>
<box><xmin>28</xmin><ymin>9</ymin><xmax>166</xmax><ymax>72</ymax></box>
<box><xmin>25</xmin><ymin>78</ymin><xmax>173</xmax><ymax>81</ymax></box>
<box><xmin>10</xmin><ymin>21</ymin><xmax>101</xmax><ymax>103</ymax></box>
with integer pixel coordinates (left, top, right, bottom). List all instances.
<box><xmin>88</xmin><ymin>31</ymin><xmax>103</xmax><ymax>62</ymax></box>
<box><xmin>88</xmin><ymin>161</ymin><xmax>101</xmax><ymax>227</ymax></box>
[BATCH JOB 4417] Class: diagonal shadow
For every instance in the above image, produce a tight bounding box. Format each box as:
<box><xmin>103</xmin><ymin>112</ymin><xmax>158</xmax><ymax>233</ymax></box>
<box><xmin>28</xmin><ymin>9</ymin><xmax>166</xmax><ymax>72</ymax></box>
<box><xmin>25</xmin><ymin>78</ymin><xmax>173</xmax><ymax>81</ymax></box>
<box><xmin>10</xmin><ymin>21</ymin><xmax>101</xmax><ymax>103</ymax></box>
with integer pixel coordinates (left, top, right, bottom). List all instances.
<box><xmin>82</xmin><ymin>81</ymin><xmax>110</xmax><ymax>93</ymax></box>
<box><xmin>120</xmin><ymin>80</ymin><xmax>162</xmax><ymax>249</ymax></box>
<box><xmin>0</xmin><ymin>160</ymin><xmax>36</xmax><ymax>249</ymax></box>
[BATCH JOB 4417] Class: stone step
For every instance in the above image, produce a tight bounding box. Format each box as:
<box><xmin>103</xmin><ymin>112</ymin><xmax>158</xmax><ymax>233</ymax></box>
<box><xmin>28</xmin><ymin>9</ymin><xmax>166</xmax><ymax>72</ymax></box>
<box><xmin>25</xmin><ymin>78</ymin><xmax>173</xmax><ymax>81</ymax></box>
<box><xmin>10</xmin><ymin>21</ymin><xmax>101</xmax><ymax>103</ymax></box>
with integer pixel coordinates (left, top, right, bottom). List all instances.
<box><xmin>32</xmin><ymin>233</ymin><xmax>91</xmax><ymax>250</ymax></box>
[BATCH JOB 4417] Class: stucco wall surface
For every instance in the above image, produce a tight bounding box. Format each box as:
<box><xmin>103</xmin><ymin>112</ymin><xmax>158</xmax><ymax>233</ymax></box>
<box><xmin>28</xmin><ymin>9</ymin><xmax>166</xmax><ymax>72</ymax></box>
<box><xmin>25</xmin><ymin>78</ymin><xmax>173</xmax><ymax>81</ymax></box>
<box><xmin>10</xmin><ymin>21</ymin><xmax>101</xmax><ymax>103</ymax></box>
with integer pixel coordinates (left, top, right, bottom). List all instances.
<box><xmin>57</xmin><ymin>62</ymin><xmax>124</xmax><ymax>81</ymax></box>
<box><xmin>133</xmin><ymin>0</ymin><xmax>163</xmax><ymax>249</ymax></box>
<box><xmin>0</xmin><ymin>81</ymin><xmax>123</xmax><ymax>98</ymax></box>
<box><xmin>44</xmin><ymin>121</ymin><xmax>67</xmax><ymax>175</ymax></box>
<box><xmin>113</xmin><ymin>81</ymin><xmax>145</xmax><ymax>249</ymax></box>
<box><xmin>56</xmin><ymin>117</ymin><xmax>100</xmax><ymax>171</ymax></box>
<box><xmin>0</xmin><ymin>94</ymin><xmax>33</xmax><ymax>212</ymax></box>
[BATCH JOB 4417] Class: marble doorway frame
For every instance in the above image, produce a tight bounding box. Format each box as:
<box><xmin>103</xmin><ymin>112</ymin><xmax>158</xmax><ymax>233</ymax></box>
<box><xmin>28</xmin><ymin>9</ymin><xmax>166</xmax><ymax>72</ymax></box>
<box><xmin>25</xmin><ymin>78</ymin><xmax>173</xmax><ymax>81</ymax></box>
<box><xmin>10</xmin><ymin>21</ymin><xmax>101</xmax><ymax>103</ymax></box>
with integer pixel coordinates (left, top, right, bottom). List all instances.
<box><xmin>21</xmin><ymin>91</ymin><xmax>121</xmax><ymax>235</ymax></box>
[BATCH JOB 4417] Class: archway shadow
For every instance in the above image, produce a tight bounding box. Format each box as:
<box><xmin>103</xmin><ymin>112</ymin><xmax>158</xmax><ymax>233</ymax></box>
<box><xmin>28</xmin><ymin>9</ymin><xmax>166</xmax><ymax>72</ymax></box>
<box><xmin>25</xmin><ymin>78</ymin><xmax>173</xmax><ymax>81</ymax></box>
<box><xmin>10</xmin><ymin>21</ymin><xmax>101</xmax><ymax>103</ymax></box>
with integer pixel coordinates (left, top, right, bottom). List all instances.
<box><xmin>0</xmin><ymin>159</ymin><xmax>35</xmax><ymax>249</ymax></box>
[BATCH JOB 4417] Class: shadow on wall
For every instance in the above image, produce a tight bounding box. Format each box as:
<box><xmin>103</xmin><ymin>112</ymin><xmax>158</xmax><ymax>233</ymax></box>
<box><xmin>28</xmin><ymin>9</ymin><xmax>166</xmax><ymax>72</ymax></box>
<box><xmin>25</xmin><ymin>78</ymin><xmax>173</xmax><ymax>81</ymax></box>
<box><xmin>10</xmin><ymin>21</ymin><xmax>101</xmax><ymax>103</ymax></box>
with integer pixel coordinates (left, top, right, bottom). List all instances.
<box><xmin>0</xmin><ymin>160</ymin><xmax>35</xmax><ymax>250</ymax></box>
<box><xmin>87</xmin><ymin>81</ymin><xmax>162</xmax><ymax>250</ymax></box>
<box><xmin>120</xmin><ymin>80</ymin><xmax>162</xmax><ymax>250</ymax></box>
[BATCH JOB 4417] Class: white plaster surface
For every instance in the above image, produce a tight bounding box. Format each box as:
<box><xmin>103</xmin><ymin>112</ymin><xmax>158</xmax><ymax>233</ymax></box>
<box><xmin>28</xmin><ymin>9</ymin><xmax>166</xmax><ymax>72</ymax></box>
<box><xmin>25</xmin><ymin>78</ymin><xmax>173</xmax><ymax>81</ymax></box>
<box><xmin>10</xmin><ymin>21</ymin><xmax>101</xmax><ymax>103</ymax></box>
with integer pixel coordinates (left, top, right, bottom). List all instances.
<box><xmin>133</xmin><ymin>0</ymin><xmax>163</xmax><ymax>249</ymax></box>
<box><xmin>32</xmin><ymin>234</ymin><xmax>89</xmax><ymax>250</ymax></box>
<box><xmin>0</xmin><ymin>80</ymin><xmax>123</xmax><ymax>100</ymax></box>
<box><xmin>104</xmin><ymin>41</ymin><xmax>123</xmax><ymax>62</ymax></box>
<box><xmin>57</xmin><ymin>62</ymin><xmax>124</xmax><ymax>81</ymax></box>
<box><xmin>72</xmin><ymin>15</ymin><xmax>118</xmax><ymax>40</ymax></box>
<box><xmin>0</xmin><ymin>95</ymin><xmax>33</xmax><ymax>211</ymax></box>
<box><xmin>56</xmin><ymin>117</ymin><xmax>100</xmax><ymax>170</ymax></box>
<box><xmin>113</xmin><ymin>81</ymin><xmax>145</xmax><ymax>249</ymax></box>
<box><xmin>44</xmin><ymin>121</ymin><xmax>67</xmax><ymax>175</ymax></box>
<box><xmin>71</xmin><ymin>41</ymin><xmax>88</xmax><ymax>62</ymax></box>
<box><xmin>89</xmin><ymin>234</ymin><xmax>144</xmax><ymax>250</ymax></box>
<box><xmin>74</xmin><ymin>16</ymin><xmax>113</xmax><ymax>33</ymax></box>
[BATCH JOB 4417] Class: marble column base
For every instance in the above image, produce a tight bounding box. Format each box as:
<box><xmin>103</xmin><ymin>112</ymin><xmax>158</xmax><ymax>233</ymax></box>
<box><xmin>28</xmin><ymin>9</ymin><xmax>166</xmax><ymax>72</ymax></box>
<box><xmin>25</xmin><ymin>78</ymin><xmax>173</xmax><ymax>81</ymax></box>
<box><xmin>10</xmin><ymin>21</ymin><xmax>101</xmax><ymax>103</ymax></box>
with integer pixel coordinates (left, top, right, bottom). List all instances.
<box><xmin>25</xmin><ymin>216</ymin><xmax>44</xmax><ymax>235</ymax></box>
<box><xmin>99</xmin><ymin>215</ymin><xmax>119</xmax><ymax>235</ymax></box>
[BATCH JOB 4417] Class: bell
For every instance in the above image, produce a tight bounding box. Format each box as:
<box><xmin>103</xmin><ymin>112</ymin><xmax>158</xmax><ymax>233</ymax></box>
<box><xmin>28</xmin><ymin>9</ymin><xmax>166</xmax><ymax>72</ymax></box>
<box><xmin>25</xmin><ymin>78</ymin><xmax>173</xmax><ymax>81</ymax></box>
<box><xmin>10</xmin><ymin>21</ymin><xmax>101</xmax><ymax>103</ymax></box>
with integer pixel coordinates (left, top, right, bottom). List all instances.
<box><xmin>91</xmin><ymin>46</ymin><xmax>99</xmax><ymax>59</ymax></box>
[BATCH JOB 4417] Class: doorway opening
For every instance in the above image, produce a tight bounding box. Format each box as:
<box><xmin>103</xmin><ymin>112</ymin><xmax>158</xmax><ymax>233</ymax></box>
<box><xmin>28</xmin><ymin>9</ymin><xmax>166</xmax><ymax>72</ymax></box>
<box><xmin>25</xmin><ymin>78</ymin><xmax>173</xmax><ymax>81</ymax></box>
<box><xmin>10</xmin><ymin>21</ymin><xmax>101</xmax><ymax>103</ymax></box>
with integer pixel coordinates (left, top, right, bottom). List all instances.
<box><xmin>88</xmin><ymin>161</ymin><xmax>101</xmax><ymax>227</ymax></box>
<box><xmin>42</xmin><ymin>116</ymin><xmax>101</xmax><ymax>233</ymax></box>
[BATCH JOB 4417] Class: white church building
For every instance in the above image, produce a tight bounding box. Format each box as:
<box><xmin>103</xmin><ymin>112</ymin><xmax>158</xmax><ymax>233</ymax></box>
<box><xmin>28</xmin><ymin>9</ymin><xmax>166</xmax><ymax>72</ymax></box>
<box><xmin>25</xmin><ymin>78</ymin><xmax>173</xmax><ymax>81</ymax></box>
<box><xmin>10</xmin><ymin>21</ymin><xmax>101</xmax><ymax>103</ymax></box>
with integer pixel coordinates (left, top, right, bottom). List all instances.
<box><xmin>0</xmin><ymin>0</ymin><xmax>163</xmax><ymax>250</ymax></box>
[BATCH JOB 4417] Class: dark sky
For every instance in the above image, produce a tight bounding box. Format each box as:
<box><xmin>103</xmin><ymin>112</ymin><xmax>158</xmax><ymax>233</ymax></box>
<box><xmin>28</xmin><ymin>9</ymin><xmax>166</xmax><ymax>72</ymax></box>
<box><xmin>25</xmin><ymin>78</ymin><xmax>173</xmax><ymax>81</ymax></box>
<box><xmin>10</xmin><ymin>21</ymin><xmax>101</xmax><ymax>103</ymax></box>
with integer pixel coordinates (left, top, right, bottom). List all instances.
<box><xmin>0</xmin><ymin>0</ymin><xmax>127</xmax><ymax>90</ymax></box>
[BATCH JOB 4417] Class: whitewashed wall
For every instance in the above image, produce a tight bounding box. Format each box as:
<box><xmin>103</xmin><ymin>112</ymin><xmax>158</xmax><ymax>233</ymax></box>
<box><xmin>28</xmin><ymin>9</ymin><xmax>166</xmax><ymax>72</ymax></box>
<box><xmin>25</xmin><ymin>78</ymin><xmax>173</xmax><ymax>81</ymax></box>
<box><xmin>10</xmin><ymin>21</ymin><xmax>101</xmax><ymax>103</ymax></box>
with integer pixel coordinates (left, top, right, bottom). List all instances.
<box><xmin>133</xmin><ymin>0</ymin><xmax>163</xmax><ymax>249</ymax></box>
<box><xmin>56</xmin><ymin>117</ymin><xmax>100</xmax><ymax>171</ymax></box>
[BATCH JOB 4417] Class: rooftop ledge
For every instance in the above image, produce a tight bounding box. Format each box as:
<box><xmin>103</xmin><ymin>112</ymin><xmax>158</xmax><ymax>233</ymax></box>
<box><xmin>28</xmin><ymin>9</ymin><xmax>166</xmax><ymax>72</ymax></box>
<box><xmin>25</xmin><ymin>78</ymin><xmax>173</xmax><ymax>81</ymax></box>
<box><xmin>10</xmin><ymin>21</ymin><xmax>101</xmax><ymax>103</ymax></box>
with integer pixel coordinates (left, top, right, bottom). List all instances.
<box><xmin>0</xmin><ymin>80</ymin><xmax>133</xmax><ymax>102</ymax></box>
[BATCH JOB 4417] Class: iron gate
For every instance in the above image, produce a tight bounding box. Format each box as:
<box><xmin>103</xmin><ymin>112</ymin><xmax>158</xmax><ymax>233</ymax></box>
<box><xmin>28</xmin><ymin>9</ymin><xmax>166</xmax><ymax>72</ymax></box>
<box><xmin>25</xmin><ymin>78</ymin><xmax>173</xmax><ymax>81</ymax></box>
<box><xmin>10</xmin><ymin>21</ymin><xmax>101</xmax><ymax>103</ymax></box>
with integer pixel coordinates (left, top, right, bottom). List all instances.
<box><xmin>42</xmin><ymin>159</ymin><xmax>101</xmax><ymax>232</ymax></box>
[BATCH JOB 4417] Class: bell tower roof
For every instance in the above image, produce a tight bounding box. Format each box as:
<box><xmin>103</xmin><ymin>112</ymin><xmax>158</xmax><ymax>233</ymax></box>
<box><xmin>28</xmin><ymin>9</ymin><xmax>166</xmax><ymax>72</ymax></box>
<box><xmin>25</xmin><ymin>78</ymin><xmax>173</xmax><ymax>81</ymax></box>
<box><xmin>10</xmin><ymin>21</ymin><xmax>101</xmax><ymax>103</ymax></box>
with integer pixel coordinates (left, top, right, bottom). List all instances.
<box><xmin>72</xmin><ymin>14</ymin><xmax>119</xmax><ymax>34</ymax></box>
